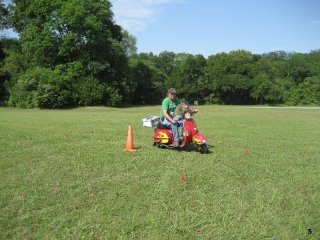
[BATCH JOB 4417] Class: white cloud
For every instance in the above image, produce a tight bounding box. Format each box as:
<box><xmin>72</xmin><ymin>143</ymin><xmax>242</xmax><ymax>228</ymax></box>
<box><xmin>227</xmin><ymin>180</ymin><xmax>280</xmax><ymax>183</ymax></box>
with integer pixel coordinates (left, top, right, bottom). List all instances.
<box><xmin>111</xmin><ymin>0</ymin><xmax>180</xmax><ymax>32</ymax></box>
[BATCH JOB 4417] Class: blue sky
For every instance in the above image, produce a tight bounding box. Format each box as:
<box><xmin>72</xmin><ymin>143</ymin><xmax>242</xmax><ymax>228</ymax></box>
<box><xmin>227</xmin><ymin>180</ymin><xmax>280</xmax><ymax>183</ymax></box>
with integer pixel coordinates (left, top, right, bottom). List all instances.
<box><xmin>112</xmin><ymin>0</ymin><xmax>320</xmax><ymax>56</ymax></box>
<box><xmin>2</xmin><ymin>0</ymin><xmax>320</xmax><ymax>56</ymax></box>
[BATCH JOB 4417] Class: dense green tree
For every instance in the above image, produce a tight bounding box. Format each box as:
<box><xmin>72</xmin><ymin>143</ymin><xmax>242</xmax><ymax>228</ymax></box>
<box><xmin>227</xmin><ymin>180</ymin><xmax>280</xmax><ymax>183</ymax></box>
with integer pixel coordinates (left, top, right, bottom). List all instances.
<box><xmin>122</xmin><ymin>29</ymin><xmax>137</xmax><ymax>57</ymax></box>
<box><xmin>167</xmin><ymin>54</ymin><xmax>207</xmax><ymax>102</ymax></box>
<box><xmin>287</xmin><ymin>76</ymin><xmax>320</xmax><ymax>105</ymax></box>
<box><xmin>0</xmin><ymin>0</ymin><xmax>10</xmax><ymax>103</ymax></box>
<box><xmin>0</xmin><ymin>38</ymin><xmax>24</xmax><ymax>76</ymax></box>
<box><xmin>287</xmin><ymin>53</ymin><xmax>311</xmax><ymax>83</ymax></box>
<box><xmin>0</xmin><ymin>40</ymin><xmax>5</xmax><ymax>103</ymax></box>
<box><xmin>10</xmin><ymin>0</ymin><xmax>126</xmax><ymax>74</ymax></box>
<box><xmin>308</xmin><ymin>50</ymin><xmax>320</xmax><ymax>76</ymax></box>
<box><xmin>203</xmin><ymin>50</ymin><xmax>256</xmax><ymax>104</ymax></box>
<box><xmin>155</xmin><ymin>51</ymin><xmax>175</xmax><ymax>77</ymax></box>
<box><xmin>1</xmin><ymin>38</ymin><xmax>23</xmax><ymax>103</ymax></box>
<box><xmin>205</xmin><ymin>50</ymin><xmax>255</xmax><ymax>80</ymax></box>
<box><xmin>1</xmin><ymin>0</ymin><xmax>319</xmax><ymax>108</ymax></box>
<box><xmin>7</xmin><ymin>61</ymin><xmax>120</xmax><ymax>108</ymax></box>
<box><xmin>136</xmin><ymin>52</ymin><xmax>156</xmax><ymax>63</ymax></box>
<box><xmin>262</xmin><ymin>51</ymin><xmax>291</xmax><ymax>61</ymax></box>
<box><xmin>0</xmin><ymin>0</ymin><xmax>8</xmax><ymax>30</ymax></box>
<box><xmin>212</xmin><ymin>74</ymin><xmax>252</xmax><ymax>104</ymax></box>
<box><xmin>126</xmin><ymin>58</ymin><xmax>163</xmax><ymax>104</ymax></box>
<box><xmin>7</xmin><ymin>0</ymin><xmax>128</xmax><ymax>107</ymax></box>
<box><xmin>251</xmin><ymin>74</ymin><xmax>288</xmax><ymax>104</ymax></box>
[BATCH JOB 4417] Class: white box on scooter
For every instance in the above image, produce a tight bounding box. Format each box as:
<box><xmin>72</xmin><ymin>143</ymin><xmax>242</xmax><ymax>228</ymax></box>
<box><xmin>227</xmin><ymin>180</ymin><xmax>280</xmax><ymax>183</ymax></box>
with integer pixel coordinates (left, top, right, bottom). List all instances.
<box><xmin>142</xmin><ymin>116</ymin><xmax>160</xmax><ymax>128</ymax></box>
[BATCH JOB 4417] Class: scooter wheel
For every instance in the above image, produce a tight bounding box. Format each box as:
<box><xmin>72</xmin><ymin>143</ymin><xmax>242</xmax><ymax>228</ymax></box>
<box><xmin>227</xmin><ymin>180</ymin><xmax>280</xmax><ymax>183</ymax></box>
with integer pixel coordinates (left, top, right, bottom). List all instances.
<box><xmin>199</xmin><ymin>144</ymin><xmax>208</xmax><ymax>154</ymax></box>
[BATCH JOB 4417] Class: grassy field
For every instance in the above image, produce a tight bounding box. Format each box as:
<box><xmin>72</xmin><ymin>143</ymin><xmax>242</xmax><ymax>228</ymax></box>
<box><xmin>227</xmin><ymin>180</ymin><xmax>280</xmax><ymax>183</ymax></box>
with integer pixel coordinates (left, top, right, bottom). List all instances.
<box><xmin>0</xmin><ymin>106</ymin><xmax>319</xmax><ymax>239</ymax></box>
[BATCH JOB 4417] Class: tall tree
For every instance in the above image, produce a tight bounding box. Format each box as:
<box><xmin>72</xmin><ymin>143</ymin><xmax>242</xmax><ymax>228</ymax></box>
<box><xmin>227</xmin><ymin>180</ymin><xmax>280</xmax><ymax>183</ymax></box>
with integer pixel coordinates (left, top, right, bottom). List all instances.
<box><xmin>167</xmin><ymin>54</ymin><xmax>207</xmax><ymax>101</ymax></box>
<box><xmin>7</xmin><ymin>0</ymin><xmax>129</xmax><ymax>108</ymax></box>
<box><xmin>10</xmin><ymin>0</ymin><xmax>126</xmax><ymax>80</ymax></box>
<box><xmin>0</xmin><ymin>0</ymin><xmax>8</xmax><ymax>30</ymax></box>
<box><xmin>122</xmin><ymin>29</ymin><xmax>137</xmax><ymax>57</ymax></box>
<box><xmin>0</xmin><ymin>39</ymin><xmax>6</xmax><ymax>103</ymax></box>
<box><xmin>287</xmin><ymin>53</ymin><xmax>311</xmax><ymax>83</ymax></box>
<box><xmin>155</xmin><ymin>51</ymin><xmax>175</xmax><ymax>77</ymax></box>
<box><xmin>308</xmin><ymin>50</ymin><xmax>320</xmax><ymax>76</ymax></box>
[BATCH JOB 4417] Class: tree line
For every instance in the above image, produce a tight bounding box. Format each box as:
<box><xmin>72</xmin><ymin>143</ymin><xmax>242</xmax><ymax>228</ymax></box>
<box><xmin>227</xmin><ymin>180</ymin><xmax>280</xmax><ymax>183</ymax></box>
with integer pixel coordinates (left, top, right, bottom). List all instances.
<box><xmin>1</xmin><ymin>0</ymin><xmax>319</xmax><ymax>108</ymax></box>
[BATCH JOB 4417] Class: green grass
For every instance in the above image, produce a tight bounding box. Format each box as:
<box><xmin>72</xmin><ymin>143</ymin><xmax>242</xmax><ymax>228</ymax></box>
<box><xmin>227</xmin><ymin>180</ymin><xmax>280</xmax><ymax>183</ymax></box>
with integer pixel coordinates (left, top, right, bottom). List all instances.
<box><xmin>0</xmin><ymin>106</ymin><xmax>319</xmax><ymax>239</ymax></box>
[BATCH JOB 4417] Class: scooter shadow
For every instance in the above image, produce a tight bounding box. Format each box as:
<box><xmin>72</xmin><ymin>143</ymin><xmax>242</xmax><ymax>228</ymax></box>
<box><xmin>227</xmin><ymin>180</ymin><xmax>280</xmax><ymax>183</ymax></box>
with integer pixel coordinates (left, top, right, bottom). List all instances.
<box><xmin>177</xmin><ymin>144</ymin><xmax>214</xmax><ymax>154</ymax></box>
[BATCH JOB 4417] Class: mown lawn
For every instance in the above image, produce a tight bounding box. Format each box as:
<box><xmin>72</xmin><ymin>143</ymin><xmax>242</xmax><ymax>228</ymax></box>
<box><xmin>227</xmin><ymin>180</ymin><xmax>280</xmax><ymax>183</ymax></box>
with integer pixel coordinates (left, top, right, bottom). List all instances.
<box><xmin>0</xmin><ymin>106</ymin><xmax>319</xmax><ymax>239</ymax></box>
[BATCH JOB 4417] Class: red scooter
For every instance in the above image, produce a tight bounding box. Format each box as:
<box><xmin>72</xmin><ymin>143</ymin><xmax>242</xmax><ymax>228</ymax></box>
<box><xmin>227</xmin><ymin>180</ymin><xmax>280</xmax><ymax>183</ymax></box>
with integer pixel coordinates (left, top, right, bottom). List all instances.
<box><xmin>153</xmin><ymin>110</ymin><xmax>208</xmax><ymax>154</ymax></box>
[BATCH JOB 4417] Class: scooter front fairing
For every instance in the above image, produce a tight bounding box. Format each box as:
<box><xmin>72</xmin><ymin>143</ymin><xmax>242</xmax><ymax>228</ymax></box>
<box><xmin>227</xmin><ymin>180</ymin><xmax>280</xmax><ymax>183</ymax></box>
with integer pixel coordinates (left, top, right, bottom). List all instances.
<box><xmin>192</xmin><ymin>133</ymin><xmax>207</xmax><ymax>145</ymax></box>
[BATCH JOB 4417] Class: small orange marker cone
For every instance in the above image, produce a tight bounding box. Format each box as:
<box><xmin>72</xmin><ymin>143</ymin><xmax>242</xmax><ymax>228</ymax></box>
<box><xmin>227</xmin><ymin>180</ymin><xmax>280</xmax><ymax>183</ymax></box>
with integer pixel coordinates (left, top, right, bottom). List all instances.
<box><xmin>124</xmin><ymin>124</ymin><xmax>135</xmax><ymax>152</ymax></box>
<box><xmin>180</xmin><ymin>174</ymin><xmax>185</xmax><ymax>185</ymax></box>
<box><xmin>243</xmin><ymin>148</ymin><xmax>250</xmax><ymax>156</ymax></box>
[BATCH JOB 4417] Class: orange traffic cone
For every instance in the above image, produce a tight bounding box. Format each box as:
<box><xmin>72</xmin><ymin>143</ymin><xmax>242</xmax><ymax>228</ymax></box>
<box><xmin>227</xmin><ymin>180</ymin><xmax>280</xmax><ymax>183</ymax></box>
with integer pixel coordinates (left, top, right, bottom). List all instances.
<box><xmin>124</xmin><ymin>125</ymin><xmax>135</xmax><ymax>151</ymax></box>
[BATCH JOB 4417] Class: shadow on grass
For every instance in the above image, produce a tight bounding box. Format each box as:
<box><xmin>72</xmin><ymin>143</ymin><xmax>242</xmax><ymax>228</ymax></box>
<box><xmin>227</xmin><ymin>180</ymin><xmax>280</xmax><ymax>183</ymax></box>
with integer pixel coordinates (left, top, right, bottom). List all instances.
<box><xmin>154</xmin><ymin>144</ymin><xmax>214</xmax><ymax>154</ymax></box>
<box><xmin>180</xmin><ymin>144</ymin><xmax>214</xmax><ymax>154</ymax></box>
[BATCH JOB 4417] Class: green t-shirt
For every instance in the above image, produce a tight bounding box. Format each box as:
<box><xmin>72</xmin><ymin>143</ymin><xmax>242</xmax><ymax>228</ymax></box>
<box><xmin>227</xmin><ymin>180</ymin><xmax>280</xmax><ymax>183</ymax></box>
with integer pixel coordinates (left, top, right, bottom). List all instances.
<box><xmin>160</xmin><ymin>97</ymin><xmax>181</xmax><ymax>119</ymax></box>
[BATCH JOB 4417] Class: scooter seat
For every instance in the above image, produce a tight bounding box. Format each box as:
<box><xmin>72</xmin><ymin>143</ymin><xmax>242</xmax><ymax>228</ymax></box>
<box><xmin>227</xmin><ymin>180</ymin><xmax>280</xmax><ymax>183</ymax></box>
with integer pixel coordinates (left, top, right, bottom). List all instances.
<box><xmin>156</xmin><ymin>122</ymin><xmax>171</xmax><ymax>130</ymax></box>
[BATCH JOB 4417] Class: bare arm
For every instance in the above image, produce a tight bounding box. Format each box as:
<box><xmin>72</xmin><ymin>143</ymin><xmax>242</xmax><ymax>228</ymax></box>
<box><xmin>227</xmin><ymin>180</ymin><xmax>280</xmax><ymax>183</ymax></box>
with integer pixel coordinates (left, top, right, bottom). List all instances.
<box><xmin>163</xmin><ymin>110</ymin><xmax>175</xmax><ymax>124</ymax></box>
